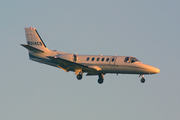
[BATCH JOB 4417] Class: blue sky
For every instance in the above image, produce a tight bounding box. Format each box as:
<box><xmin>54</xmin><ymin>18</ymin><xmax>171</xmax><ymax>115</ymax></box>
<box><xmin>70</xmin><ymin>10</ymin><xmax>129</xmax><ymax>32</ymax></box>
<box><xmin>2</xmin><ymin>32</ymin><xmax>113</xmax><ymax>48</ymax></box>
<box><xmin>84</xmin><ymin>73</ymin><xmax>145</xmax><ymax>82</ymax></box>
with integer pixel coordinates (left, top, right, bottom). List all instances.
<box><xmin>1</xmin><ymin>0</ymin><xmax>180</xmax><ymax>120</ymax></box>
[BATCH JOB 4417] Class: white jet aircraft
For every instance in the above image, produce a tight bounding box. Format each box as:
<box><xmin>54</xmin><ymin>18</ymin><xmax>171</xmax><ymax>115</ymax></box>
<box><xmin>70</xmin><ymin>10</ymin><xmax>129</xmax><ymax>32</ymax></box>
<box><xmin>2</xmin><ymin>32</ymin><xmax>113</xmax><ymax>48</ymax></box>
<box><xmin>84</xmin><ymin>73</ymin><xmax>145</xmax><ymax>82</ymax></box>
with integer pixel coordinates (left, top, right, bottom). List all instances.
<box><xmin>21</xmin><ymin>27</ymin><xmax>160</xmax><ymax>84</ymax></box>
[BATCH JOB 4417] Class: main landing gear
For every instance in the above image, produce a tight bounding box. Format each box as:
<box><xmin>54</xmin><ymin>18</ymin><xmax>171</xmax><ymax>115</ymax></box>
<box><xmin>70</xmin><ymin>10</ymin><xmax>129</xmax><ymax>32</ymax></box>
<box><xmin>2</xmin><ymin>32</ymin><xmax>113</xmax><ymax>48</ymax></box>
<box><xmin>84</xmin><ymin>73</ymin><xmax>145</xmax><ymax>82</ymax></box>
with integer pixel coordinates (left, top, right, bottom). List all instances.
<box><xmin>98</xmin><ymin>74</ymin><xmax>104</xmax><ymax>84</ymax></box>
<box><xmin>76</xmin><ymin>73</ymin><xmax>83</xmax><ymax>80</ymax></box>
<box><xmin>139</xmin><ymin>74</ymin><xmax>145</xmax><ymax>83</ymax></box>
<box><xmin>76</xmin><ymin>69</ymin><xmax>83</xmax><ymax>80</ymax></box>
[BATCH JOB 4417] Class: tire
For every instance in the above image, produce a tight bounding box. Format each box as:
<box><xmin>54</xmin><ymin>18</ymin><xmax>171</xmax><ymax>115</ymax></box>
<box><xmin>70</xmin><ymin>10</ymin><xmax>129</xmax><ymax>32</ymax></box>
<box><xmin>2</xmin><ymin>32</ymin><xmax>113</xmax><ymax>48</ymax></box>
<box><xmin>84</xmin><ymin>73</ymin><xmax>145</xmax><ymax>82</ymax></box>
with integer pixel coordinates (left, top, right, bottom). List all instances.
<box><xmin>98</xmin><ymin>79</ymin><xmax>103</xmax><ymax>84</ymax></box>
<box><xmin>141</xmin><ymin>78</ymin><xmax>145</xmax><ymax>83</ymax></box>
<box><xmin>77</xmin><ymin>74</ymin><xmax>82</xmax><ymax>80</ymax></box>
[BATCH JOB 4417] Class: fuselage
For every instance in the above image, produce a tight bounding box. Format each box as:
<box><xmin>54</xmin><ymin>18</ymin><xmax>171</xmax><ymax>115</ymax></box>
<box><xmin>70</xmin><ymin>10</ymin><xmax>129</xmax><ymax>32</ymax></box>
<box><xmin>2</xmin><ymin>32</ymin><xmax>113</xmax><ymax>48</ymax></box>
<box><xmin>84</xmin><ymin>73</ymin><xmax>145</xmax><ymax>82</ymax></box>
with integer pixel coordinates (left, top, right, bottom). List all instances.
<box><xmin>29</xmin><ymin>50</ymin><xmax>160</xmax><ymax>75</ymax></box>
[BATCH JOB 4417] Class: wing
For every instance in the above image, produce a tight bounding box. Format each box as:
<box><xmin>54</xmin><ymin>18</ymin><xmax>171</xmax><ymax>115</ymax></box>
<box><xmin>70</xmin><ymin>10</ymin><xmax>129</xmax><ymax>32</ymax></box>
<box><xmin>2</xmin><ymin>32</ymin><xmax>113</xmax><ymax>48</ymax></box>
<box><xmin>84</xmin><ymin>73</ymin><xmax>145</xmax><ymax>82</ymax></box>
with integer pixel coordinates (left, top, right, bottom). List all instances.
<box><xmin>48</xmin><ymin>56</ymin><xmax>100</xmax><ymax>73</ymax></box>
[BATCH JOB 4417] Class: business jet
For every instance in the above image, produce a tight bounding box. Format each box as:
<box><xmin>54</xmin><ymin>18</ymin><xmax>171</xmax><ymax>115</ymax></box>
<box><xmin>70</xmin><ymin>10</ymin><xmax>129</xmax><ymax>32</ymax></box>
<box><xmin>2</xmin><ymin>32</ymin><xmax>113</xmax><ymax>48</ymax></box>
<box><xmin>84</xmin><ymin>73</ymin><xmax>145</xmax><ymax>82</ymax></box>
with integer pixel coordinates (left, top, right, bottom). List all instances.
<box><xmin>21</xmin><ymin>27</ymin><xmax>160</xmax><ymax>84</ymax></box>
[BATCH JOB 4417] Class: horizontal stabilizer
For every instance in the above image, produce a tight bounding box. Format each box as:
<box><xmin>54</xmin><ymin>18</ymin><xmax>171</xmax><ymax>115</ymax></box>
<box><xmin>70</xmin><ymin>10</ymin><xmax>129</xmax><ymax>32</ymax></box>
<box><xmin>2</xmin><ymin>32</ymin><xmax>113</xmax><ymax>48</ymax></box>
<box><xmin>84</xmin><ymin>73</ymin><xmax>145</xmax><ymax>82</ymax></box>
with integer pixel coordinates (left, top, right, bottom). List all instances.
<box><xmin>21</xmin><ymin>44</ymin><xmax>44</xmax><ymax>53</ymax></box>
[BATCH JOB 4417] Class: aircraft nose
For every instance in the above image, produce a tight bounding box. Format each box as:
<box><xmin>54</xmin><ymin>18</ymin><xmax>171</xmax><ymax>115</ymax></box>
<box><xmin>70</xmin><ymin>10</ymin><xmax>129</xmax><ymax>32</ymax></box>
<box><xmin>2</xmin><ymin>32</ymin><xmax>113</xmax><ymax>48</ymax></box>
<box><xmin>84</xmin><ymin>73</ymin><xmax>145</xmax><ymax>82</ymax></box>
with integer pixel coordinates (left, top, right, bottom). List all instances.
<box><xmin>142</xmin><ymin>64</ymin><xmax>160</xmax><ymax>74</ymax></box>
<box><xmin>153</xmin><ymin>68</ymin><xmax>160</xmax><ymax>74</ymax></box>
<box><xmin>150</xmin><ymin>66</ymin><xmax>160</xmax><ymax>74</ymax></box>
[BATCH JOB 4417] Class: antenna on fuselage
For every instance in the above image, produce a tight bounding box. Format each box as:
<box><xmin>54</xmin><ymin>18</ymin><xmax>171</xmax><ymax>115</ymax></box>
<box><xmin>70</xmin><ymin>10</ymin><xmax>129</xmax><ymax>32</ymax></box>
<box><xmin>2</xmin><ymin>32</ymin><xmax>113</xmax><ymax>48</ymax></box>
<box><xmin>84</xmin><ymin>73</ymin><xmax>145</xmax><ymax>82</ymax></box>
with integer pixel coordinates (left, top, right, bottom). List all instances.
<box><xmin>38</xmin><ymin>31</ymin><xmax>71</xmax><ymax>53</ymax></box>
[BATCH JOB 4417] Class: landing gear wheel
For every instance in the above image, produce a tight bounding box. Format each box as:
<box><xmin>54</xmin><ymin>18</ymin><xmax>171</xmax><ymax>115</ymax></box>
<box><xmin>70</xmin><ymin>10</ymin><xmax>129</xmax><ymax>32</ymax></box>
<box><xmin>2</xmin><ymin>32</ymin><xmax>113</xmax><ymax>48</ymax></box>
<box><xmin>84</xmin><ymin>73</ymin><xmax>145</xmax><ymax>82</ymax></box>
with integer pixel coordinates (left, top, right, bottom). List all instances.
<box><xmin>76</xmin><ymin>74</ymin><xmax>82</xmax><ymax>80</ymax></box>
<box><xmin>98</xmin><ymin>74</ymin><xmax>104</xmax><ymax>84</ymax></box>
<box><xmin>141</xmin><ymin>78</ymin><xmax>145</xmax><ymax>83</ymax></box>
<box><xmin>98</xmin><ymin>79</ymin><xmax>104</xmax><ymax>84</ymax></box>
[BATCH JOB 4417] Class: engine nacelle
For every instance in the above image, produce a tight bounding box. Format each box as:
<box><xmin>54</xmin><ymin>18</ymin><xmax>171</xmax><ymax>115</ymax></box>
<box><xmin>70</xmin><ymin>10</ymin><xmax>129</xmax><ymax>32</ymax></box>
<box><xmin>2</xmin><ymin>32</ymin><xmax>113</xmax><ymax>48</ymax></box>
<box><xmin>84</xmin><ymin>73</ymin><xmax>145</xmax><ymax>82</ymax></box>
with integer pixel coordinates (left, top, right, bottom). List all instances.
<box><xmin>56</xmin><ymin>54</ymin><xmax>78</xmax><ymax>62</ymax></box>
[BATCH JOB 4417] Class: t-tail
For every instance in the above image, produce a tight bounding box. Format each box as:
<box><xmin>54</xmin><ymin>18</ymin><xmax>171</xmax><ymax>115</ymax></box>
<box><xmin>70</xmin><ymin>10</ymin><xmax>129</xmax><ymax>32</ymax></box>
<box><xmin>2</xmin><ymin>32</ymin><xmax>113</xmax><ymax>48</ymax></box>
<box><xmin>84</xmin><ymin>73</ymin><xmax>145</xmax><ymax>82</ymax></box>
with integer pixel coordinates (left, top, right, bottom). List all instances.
<box><xmin>21</xmin><ymin>27</ymin><xmax>68</xmax><ymax>67</ymax></box>
<box><xmin>21</xmin><ymin>27</ymin><xmax>48</xmax><ymax>53</ymax></box>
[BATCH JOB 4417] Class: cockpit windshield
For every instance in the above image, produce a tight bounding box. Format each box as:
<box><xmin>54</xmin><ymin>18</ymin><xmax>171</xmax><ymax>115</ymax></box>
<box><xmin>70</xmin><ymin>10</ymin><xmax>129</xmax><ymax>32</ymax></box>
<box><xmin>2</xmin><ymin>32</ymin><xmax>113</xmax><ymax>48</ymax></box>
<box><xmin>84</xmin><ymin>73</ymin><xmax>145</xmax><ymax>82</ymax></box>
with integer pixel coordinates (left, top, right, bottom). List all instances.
<box><xmin>124</xmin><ymin>57</ymin><xmax>140</xmax><ymax>63</ymax></box>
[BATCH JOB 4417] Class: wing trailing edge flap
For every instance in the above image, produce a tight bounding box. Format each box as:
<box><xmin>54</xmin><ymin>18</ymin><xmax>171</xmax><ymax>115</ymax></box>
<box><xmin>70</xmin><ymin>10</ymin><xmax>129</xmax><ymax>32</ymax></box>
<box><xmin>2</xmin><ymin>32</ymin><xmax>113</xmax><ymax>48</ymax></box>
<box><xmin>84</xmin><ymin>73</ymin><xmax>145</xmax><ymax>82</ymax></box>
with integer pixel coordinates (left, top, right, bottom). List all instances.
<box><xmin>57</xmin><ymin>65</ymin><xmax>69</xmax><ymax>72</ymax></box>
<box><xmin>86</xmin><ymin>73</ymin><xmax>106</xmax><ymax>76</ymax></box>
<box><xmin>21</xmin><ymin>44</ymin><xmax>44</xmax><ymax>53</ymax></box>
<box><xmin>88</xmin><ymin>66</ymin><xmax>102</xmax><ymax>71</ymax></box>
<box><xmin>48</xmin><ymin>56</ymin><xmax>100</xmax><ymax>73</ymax></box>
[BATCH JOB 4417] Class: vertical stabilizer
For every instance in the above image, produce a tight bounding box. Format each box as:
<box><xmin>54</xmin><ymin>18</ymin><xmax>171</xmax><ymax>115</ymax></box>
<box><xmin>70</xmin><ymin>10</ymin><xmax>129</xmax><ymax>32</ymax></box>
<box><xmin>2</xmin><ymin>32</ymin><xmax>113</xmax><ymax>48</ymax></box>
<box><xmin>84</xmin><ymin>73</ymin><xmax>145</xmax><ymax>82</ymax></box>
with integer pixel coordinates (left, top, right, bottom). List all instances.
<box><xmin>25</xmin><ymin>27</ymin><xmax>47</xmax><ymax>52</ymax></box>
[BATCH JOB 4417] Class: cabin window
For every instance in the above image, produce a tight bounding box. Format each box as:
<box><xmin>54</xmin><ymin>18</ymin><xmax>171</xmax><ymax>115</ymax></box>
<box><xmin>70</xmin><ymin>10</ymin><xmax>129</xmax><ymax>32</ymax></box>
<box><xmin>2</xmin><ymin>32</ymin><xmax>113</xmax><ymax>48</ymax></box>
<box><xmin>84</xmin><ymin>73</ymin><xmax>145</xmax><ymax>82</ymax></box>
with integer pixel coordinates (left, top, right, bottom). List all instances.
<box><xmin>97</xmin><ymin>58</ymin><xmax>100</xmax><ymax>61</ymax></box>
<box><xmin>106</xmin><ymin>58</ymin><xmax>109</xmax><ymax>62</ymax></box>
<box><xmin>86</xmin><ymin>57</ymin><xmax>90</xmax><ymax>61</ymax></box>
<box><xmin>112</xmin><ymin>58</ymin><xmax>115</xmax><ymax>62</ymax></box>
<box><xmin>130</xmin><ymin>57</ymin><xmax>139</xmax><ymax>63</ymax></box>
<box><xmin>124</xmin><ymin>57</ymin><xmax>140</xmax><ymax>63</ymax></box>
<box><xmin>92</xmin><ymin>57</ymin><xmax>95</xmax><ymax>61</ymax></box>
<box><xmin>101</xmin><ymin>58</ymin><xmax>104</xmax><ymax>61</ymax></box>
<box><xmin>124</xmin><ymin>57</ymin><xmax>130</xmax><ymax>63</ymax></box>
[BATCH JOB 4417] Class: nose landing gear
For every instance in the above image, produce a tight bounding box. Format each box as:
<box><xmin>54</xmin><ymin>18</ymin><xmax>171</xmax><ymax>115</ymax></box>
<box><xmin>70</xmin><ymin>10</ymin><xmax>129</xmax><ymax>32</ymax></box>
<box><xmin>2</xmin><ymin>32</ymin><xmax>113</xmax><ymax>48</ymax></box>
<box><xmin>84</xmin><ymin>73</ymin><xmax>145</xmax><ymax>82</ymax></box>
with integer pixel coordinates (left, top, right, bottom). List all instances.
<box><xmin>139</xmin><ymin>74</ymin><xmax>145</xmax><ymax>83</ymax></box>
<box><xmin>141</xmin><ymin>77</ymin><xmax>145</xmax><ymax>83</ymax></box>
